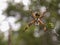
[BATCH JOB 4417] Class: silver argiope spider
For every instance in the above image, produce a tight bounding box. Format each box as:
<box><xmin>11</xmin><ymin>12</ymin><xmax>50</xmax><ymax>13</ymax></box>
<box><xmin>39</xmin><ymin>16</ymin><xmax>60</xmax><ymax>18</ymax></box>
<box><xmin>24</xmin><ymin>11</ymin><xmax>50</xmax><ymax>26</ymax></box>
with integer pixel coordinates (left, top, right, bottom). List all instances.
<box><xmin>24</xmin><ymin>9</ymin><xmax>47</xmax><ymax>32</ymax></box>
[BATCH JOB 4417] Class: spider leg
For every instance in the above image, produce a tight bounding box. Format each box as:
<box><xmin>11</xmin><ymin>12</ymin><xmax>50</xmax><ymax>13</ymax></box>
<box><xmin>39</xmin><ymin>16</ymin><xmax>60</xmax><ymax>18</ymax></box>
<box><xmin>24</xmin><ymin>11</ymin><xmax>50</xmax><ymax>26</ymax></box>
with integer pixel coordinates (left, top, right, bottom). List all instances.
<box><xmin>38</xmin><ymin>19</ymin><xmax>46</xmax><ymax>31</ymax></box>
<box><xmin>39</xmin><ymin>11</ymin><xmax>47</xmax><ymax>19</ymax></box>
<box><xmin>24</xmin><ymin>20</ymin><xmax>35</xmax><ymax>32</ymax></box>
<box><xmin>32</xmin><ymin>13</ymin><xmax>36</xmax><ymax>19</ymax></box>
<box><xmin>39</xmin><ymin>14</ymin><xmax>44</xmax><ymax>19</ymax></box>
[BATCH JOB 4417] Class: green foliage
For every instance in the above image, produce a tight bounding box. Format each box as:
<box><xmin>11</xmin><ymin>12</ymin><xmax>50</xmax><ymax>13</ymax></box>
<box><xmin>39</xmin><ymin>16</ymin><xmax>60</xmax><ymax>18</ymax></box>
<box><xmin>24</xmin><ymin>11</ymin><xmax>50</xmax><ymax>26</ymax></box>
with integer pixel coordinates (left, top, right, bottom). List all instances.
<box><xmin>46</xmin><ymin>22</ymin><xmax>54</xmax><ymax>30</ymax></box>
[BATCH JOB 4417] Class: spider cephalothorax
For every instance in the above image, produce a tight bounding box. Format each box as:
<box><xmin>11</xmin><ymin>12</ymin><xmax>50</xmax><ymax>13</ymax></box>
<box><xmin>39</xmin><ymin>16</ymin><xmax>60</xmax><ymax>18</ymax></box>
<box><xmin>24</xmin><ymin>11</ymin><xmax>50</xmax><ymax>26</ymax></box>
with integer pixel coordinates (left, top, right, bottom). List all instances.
<box><xmin>35</xmin><ymin>12</ymin><xmax>40</xmax><ymax>17</ymax></box>
<box><xmin>24</xmin><ymin>9</ymin><xmax>47</xmax><ymax>32</ymax></box>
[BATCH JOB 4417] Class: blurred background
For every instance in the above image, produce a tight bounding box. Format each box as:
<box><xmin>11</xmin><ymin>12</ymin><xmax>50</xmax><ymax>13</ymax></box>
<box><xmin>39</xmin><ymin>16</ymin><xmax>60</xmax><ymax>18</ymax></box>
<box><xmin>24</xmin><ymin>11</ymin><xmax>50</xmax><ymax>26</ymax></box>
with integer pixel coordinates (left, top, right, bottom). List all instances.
<box><xmin>0</xmin><ymin>0</ymin><xmax>60</xmax><ymax>45</ymax></box>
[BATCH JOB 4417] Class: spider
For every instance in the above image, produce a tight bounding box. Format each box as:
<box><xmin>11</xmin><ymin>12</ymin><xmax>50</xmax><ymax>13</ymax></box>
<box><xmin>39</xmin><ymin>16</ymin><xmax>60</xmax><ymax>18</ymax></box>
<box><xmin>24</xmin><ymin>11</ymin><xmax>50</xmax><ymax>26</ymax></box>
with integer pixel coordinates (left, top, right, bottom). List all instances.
<box><xmin>24</xmin><ymin>10</ymin><xmax>47</xmax><ymax>32</ymax></box>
